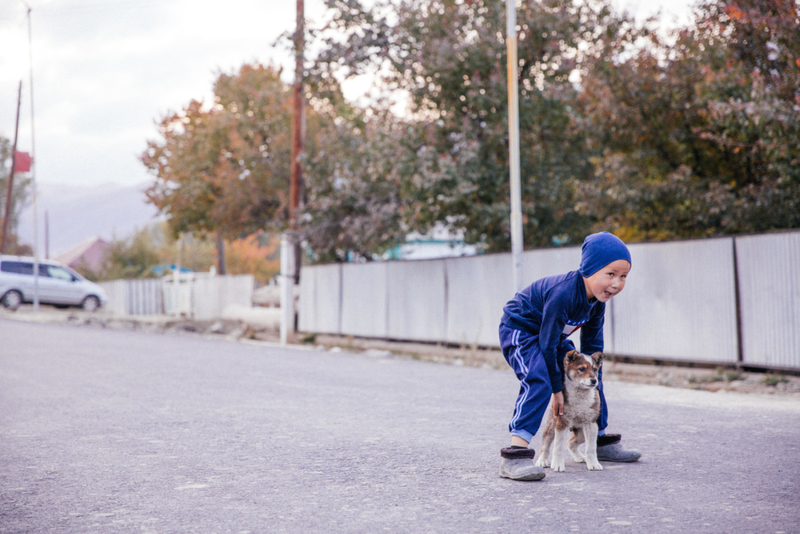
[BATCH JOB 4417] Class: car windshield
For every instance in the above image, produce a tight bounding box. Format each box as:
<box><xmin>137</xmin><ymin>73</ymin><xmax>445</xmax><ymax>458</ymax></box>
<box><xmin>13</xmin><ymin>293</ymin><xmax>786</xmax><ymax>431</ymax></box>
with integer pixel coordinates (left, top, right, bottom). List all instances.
<box><xmin>63</xmin><ymin>266</ymin><xmax>84</xmax><ymax>281</ymax></box>
<box><xmin>46</xmin><ymin>265</ymin><xmax>74</xmax><ymax>281</ymax></box>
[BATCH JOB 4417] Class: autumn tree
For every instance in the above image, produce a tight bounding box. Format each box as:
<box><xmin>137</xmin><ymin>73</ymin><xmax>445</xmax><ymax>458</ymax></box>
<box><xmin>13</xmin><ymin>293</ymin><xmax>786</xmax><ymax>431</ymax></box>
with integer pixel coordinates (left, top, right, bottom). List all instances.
<box><xmin>225</xmin><ymin>232</ymin><xmax>280</xmax><ymax>283</ymax></box>
<box><xmin>142</xmin><ymin>61</ymin><xmax>411</xmax><ymax>264</ymax></box>
<box><xmin>574</xmin><ymin>0</ymin><xmax>800</xmax><ymax>240</ymax></box>
<box><xmin>141</xmin><ymin>64</ymin><xmax>293</xmax><ymax>271</ymax></box>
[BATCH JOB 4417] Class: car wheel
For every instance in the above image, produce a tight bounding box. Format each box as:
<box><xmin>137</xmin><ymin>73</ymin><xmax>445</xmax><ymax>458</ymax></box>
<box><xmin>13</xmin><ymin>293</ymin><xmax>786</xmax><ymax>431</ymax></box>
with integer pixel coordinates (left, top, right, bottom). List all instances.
<box><xmin>81</xmin><ymin>295</ymin><xmax>100</xmax><ymax>312</ymax></box>
<box><xmin>2</xmin><ymin>290</ymin><xmax>23</xmax><ymax>310</ymax></box>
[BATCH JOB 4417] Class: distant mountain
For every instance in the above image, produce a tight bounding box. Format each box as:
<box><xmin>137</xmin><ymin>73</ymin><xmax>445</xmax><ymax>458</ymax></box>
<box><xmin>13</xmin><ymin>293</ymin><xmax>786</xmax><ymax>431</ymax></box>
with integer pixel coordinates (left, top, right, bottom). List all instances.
<box><xmin>16</xmin><ymin>182</ymin><xmax>163</xmax><ymax>257</ymax></box>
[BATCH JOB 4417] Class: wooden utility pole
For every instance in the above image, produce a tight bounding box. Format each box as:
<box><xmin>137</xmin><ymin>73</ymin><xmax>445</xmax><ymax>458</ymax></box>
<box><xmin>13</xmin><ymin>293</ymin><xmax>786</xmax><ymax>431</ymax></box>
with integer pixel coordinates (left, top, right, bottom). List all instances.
<box><xmin>216</xmin><ymin>230</ymin><xmax>226</xmax><ymax>275</ymax></box>
<box><xmin>1</xmin><ymin>81</ymin><xmax>23</xmax><ymax>255</ymax></box>
<box><xmin>290</xmin><ymin>0</ymin><xmax>305</xmax><ymax>282</ymax></box>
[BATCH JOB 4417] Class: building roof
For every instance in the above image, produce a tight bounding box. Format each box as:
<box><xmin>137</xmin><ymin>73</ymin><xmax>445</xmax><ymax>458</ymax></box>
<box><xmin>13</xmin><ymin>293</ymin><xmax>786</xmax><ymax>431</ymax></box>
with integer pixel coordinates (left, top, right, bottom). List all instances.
<box><xmin>55</xmin><ymin>237</ymin><xmax>110</xmax><ymax>271</ymax></box>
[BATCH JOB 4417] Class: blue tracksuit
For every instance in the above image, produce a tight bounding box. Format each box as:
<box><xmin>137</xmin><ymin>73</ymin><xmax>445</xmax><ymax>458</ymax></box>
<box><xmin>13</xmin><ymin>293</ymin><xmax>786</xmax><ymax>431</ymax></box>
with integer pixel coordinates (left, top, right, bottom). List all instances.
<box><xmin>499</xmin><ymin>270</ymin><xmax>609</xmax><ymax>442</ymax></box>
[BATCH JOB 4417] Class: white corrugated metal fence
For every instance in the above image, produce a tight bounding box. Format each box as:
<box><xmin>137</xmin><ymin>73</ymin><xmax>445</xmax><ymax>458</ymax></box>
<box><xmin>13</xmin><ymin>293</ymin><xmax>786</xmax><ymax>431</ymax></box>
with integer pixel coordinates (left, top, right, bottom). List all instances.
<box><xmin>298</xmin><ymin>230</ymin><xmax>800</xmax><ymax>370</ymax></box>
<box><xmin>101</xmin><ymin>274</ymin><xmax>254</xmax><ymax>320</ymax></box>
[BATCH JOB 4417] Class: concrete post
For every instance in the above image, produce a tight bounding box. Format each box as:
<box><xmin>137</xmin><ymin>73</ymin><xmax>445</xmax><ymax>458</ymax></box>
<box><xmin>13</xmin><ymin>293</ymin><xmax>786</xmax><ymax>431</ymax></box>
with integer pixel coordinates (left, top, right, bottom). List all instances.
<box><xmin>280</xmin><ymin>234</ymin><xmax>296</xmax><ymax>345</ymax></box>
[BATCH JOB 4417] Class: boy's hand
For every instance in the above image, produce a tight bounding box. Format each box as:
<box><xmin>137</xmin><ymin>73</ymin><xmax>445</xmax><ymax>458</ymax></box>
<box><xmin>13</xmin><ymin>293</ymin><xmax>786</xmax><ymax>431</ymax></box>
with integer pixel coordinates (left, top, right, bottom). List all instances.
<box><xmin>552</xmin><ymin>392</ymin><xmax>565</xmax><ymax>416</ymax></box>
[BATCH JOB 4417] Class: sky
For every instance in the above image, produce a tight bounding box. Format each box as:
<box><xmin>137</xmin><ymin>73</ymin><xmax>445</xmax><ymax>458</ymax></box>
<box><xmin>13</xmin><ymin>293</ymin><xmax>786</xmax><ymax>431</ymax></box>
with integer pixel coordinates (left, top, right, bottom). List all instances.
<box><xmin>0</xmin><ymin>0</ymin><xmax>694</xmax><ymax>190</ymax></box>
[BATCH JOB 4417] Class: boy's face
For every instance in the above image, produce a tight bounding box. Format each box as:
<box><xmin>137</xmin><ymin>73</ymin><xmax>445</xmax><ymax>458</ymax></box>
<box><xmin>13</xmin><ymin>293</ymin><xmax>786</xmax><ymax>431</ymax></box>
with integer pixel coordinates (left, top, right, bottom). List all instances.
<box><xmin>584</xmin><ymin>259</ymin><xmax>630</xmax><ymax>303</ymax></box>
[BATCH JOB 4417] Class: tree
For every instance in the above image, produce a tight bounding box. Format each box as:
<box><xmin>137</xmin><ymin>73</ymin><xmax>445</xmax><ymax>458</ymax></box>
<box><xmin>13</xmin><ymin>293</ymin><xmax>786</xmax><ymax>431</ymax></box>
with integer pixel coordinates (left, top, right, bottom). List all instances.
<box><xmin>225</xmin><ymin>232</ymin><xmax>280</xmax><ymax>283</ymax></box>
<box><xmin>141</xmin><ymin>64</ymin><xmax>294</xmax><ymax>258</ymax></box>
<box><xmin>0</xmin><ymin>135</ymin><xmax>33</xmax><ymax>254</ymax></box>
<box><xmin>79</xmin><ymin>223</ymin><xmax>280</xmax><ymax>283</ymax></box>
<box><xmin>299</xmin><ymin>106</ymin><xmax>408</xmax><ymax>262</ymax></box>
<box><xmin>94</xmin><ymin>228</ymin><xmax>163</xmax><ymax>281</ymax></box>
<box><xmin>308</xmin><ymin>0</ymin><xmax>639</xmax><ymax>251</ymax></box>
<box><xmin>573</xmin><ymin>0</ymin><xmax>800</xmax><ymax>240</ymax></box>
<box><xmin>143</xmin><ymin>61</ymin><xmax>411</xmax><ymax>263</ymax></box>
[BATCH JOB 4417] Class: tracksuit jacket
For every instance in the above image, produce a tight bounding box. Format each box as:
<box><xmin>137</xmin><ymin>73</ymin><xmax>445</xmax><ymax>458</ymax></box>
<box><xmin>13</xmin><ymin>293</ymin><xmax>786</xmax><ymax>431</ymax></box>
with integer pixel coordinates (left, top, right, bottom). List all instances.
<box><xmin>499</xmin><ymin>270</ymin><xmax>608</xmax><ymax>442</ymax></box>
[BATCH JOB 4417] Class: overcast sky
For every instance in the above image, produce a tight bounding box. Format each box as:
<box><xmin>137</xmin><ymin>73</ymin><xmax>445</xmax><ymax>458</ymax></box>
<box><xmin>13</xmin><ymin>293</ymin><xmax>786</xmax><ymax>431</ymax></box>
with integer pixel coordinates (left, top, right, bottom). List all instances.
<box><xmin>0</xmin><ymin>0</ymin><xmax>693</xmax><ymax>190</ymax></box>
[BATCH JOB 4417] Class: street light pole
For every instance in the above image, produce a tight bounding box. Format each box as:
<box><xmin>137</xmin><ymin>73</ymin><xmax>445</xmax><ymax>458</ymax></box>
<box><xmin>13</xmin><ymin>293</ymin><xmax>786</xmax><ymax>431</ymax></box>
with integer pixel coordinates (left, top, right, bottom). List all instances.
<box><xmin>281</xmin><ymin>0</ymin><xmax>305</xmax><ymax>344</ymax></box>
<box><xmin>506</xmin><ymin>0</ymin><xmax>524</xmax><ymax>292</ymax></box>
<box><xmin>24</xmin><ymin>4</ymin><xmax>40</xmax><ymax>309</ymax></box>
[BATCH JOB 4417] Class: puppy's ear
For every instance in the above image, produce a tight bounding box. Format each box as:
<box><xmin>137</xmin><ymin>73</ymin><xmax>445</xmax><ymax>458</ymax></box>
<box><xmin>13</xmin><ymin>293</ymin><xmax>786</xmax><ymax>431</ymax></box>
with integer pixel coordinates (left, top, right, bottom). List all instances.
<box><xmin>592</xmin><ymin>352</ymin><xmax>606</xmax><ymax>365</ymax></box>
<box><xmin>565</xmin><ymin>350</ymin><xmax>579</xmax><ymax>364</ymax></box>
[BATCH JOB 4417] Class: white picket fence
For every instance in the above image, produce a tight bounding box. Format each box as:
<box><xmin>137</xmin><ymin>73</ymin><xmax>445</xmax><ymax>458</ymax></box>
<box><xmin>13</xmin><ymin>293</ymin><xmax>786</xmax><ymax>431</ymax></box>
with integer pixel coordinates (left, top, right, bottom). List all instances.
<box><xmin>100</xmin><ymin>273</ymin><xmax>254</xmax><ymax>320</ymax></box>
<box><xmin>298</xmin><ymin>230</ymin><xmax>800</xmax><ymax>371</ymax></box>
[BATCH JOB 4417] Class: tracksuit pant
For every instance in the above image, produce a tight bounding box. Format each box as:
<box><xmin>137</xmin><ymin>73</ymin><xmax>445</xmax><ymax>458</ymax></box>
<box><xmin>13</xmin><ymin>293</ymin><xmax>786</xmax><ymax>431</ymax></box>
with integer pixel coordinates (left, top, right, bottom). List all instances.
<box><xmin>499</xmin><ymin>323</ymin><xmax>608</xmax><ymax>443</ymax></box>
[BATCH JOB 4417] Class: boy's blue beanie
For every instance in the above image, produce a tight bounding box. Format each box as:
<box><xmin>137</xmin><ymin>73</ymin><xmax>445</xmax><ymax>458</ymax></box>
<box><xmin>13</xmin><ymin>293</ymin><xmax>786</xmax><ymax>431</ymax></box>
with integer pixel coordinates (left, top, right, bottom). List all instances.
<box><xmin>579</xmin><ymin>232</ymin><xmax>632</xmax><ymax>277</ymax></box>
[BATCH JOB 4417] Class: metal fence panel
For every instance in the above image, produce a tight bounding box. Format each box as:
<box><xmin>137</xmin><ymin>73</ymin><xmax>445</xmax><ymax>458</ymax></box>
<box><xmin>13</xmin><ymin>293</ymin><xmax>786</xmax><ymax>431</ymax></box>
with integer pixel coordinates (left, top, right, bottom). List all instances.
<box><xmin>387</xmin><ymin>260</ymin><xmax>446</xmax><ymax>342</ymax></box>
<box><xmin>99</xmin><ymin>279</ymin><xmax>163</xmax><ymax>315</ymax></box>
<box><xmin>99</xmin><ymin>280</ymin><xmax>127</xmax><ymax>315</ymax></box>
<box><xmin>341</xmin><ymin>262</ymin><xmax>389</xmax><ymax>338</ymax></box>
<box><xmin>444</xmin><ymin>253</ymin><xmax>513</xmax><ymax>347</ymax></box>
<box><xmin>736</xmin><ymin>232</ymin><xmax>800</xmax><ymax>369</ymax></box>
<box><xmin>128</xmin><ymin>279</ymin><xmax>163</xmax><ymax>315</ymax></box>
<box><xmin>298</xmin><ymin>264</ymin><xmax>342</xmax><ymax>334</ymax></box>
<box><xmin>611</xmin><ymin>238</ymin><xmax>739</xmax><ymax>363</ymax></box>
<box><xmin>192</xmin><ymin>274</ymin><xmax>254</xmax><ymax>320</ymax></box>
<box><xmin>522</xmin><ymin>246</ymin><xmax>582</xmax><ymax>282</ymax></box>
<box><xmin>299</xmin><ymin>232</ymin><xmax>800</xmax><ymax>369</ymax></box>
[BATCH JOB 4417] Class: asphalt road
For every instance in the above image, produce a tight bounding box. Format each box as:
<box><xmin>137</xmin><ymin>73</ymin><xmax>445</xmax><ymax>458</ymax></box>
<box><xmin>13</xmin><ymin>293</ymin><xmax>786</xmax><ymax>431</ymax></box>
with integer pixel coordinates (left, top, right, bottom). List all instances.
<box><xmin>1</xmin><ymin>318</ymin><xmax>799</xmax><ymax>534</ymax></box>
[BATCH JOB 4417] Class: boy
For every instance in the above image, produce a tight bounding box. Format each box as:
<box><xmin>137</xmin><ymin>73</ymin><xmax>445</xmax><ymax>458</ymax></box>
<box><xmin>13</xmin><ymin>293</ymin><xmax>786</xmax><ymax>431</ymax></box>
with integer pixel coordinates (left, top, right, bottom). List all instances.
<box><xmin>498</xmin><ymin>232</ymin><xmax>640</xmax><ymax>481</ymax></box>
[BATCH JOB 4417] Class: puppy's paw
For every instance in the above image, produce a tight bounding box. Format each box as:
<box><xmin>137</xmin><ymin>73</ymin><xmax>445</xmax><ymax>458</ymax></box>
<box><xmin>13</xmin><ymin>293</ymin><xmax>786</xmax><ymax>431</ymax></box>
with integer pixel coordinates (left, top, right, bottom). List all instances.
<box><xmin>535</xmin><ymin>456</ymin><xmax>550</xmax><ymax>468</ymax></box>
<box><xmin>569</xmin><ymin>451</ymin><xmax>586</xmax><ymax>463</ymax></box>
<box><xmin>586</xmin><ymin>459</ymin><xmax>603</xmax><ymax>471</ymax></box>
<box><xmin>551</xmin><ymin>461</ymin><xmax>566</xmax><ymax>472</ymax></box>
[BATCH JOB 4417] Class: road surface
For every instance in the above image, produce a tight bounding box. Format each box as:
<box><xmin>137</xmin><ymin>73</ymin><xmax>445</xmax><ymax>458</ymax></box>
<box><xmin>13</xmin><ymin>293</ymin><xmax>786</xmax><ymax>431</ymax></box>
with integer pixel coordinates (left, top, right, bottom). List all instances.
<box><xmin>1</xmin><ymin>318</ymin><xmax>799</xmax><ymax>533</ymax></box>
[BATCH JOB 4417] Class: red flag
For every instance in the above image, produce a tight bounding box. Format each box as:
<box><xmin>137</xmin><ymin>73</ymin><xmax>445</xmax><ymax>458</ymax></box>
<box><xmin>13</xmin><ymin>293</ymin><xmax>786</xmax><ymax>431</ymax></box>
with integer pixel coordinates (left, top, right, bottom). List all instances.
<box><xmin>14</xmin><ymin>151</ymin><xmax>32</xmax><ymax>173</ymax></box>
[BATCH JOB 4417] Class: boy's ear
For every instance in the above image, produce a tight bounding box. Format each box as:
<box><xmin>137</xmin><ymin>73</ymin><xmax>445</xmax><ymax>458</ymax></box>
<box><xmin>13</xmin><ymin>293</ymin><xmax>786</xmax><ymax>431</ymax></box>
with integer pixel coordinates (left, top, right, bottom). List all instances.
<box><xmin>565</xmin><ymin>350</ymin><xmax>579</xmax><ymax>364</ymax></box>
<box><xmin>592</xmin><ymin>352</ymin><xmax>606</xmax><ymax>365</ymax></box>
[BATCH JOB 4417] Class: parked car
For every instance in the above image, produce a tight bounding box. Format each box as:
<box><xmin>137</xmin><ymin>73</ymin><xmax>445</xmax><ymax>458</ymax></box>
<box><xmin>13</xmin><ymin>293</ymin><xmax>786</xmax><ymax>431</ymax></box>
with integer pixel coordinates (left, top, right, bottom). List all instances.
<box><xmin>0</xmin><ymin>255</ymin><xmax>108</xmax><ymax>311</ymax></box>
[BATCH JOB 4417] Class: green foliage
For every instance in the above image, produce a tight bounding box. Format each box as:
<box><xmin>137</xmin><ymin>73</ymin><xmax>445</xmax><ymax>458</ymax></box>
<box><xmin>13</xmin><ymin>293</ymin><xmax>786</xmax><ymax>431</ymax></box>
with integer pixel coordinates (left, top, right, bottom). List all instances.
<box><xmin>100</xmin><ymin>229</ymin><xmax>163</xmax><ymax>280</ymax></box>
<box><xmin>143</xmin><ymin>0</ymin><xmax>800</xmax><ymax>264</ymax></box>
<box><xmin>310</xmin><ymin>0</ymin><xmax>635</xmax><ymax>251</ymax></box>
<box><xmin>83</xmin><ymin>223</ymin><xmax>281</xmax><ymax>284</ymax></box>
<box><xmin>574</xmin><ymin>0</ymin><xmax>800</xmax><ymax>241</ymax></box>
<box><xmin>300</xmin><ymin>107</ymin><xmax>407</xmax><ymax>262</ymax></box>
<box><xmin>81</xmin><ymin>224</ymin><xmax>216</xmax><ymax>281</ymax></box>
<box><xmin>762</xmin><ymin>374</ymin><xmax>788</xmax><ymax>386</ymax></box>
<box><xmin>0</xmin><ymin>135</ymin><xmax>33</xmax><ymax>253</ymax></box>
<box><xmin>688</xmin><ymin>366</ymin><xmax>745</xmax><ymax>384</ymax></box>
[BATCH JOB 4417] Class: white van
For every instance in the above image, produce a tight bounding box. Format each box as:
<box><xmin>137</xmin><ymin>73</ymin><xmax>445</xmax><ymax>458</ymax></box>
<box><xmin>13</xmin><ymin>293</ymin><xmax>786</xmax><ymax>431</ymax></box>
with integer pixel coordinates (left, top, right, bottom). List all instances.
<box><xmin>0</xmin><ymin>255</ymin><xmax>108</xmax><ymax>311</ymax></box>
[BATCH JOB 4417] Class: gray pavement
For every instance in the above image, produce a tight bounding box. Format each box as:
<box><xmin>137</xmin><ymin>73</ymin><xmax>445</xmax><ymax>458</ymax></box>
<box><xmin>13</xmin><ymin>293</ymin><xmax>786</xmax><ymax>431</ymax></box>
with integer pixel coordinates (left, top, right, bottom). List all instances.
<box><xmin>1</xmin><ymin>318</ymin><xmax>799</xmax><ymax>533</ymax></box>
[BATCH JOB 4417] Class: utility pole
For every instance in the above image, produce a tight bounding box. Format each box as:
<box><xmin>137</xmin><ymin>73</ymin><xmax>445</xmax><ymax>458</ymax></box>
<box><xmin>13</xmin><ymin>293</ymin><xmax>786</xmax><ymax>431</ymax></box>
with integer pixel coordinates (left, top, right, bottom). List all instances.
<box><xmin>506</xmin><ymin>0</ymin><xmax>524</xmax><ymax>291</ymax></box>
<box><xmin>290</xmin><ymin>0</ymin><xmax>305</xmax><ymax>245</ymax></box>
<box><xmin>23</xmin><ymin>3</ymin><xmax>40</xmax><ymax>310</ymax></box>
<box><xmin>290</xmin><ymin>0</ymin><xmax>305</xmax><ymax>287</ymax></box>
<box><xmin>281</xmin><ymin>0</ymin><xmax>305</xmax><ymax>344</ymax></box>
<box><xmin>1</xmin><ymin>82</ymin><xmax>22</xmax><ymax>255</ymax></box>
<box><xmin>44</xmin><ymin>210</ymin><xmax>49</xmax><ymax>258</ymax></box>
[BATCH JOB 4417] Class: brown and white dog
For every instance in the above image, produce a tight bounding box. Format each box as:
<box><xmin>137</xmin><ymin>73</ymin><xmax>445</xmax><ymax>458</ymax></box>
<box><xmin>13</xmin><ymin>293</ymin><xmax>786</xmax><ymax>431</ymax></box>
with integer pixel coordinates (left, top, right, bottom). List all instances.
<box><xmin>535</xmin><ymin>350</ymin><xmax>605</xmax><ymax>472</ymax></box>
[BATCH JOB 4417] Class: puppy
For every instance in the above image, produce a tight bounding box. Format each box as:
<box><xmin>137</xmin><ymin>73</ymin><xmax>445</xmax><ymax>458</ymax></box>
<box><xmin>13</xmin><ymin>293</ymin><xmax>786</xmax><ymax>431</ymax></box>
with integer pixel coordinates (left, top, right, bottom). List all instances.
<box><xmin>535</xmin><ymin>350</ymin><xmax>605</xmax><ymax>472</ymax></box>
